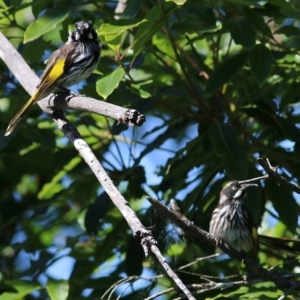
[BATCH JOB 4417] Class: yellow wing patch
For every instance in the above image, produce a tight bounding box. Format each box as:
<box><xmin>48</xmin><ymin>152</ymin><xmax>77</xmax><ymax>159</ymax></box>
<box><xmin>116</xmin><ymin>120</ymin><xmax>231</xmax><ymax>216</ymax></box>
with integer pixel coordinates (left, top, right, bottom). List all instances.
<box><xmin>46</xmin><ymin>58</ymin><xmax>65</xmax><ymax>84</ymax></box>
<box><xmin>5</xmin><ymin>58</ymin><xmax>66</xmax><ymax>136</ymax></box>
<box><xmin>34</xmin><ymin>58</ymin><xmax>66</xmax><ymax>101</ymax></box>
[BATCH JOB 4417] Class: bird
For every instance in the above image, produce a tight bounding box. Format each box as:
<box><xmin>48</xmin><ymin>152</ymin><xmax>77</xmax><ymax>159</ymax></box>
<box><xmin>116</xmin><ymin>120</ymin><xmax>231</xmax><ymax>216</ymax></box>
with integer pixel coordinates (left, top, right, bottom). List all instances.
<box><xmin>5</xmin><ymin>20</ymin><xmax>101</xmax><ymax>136</ymax></box>
<box><xmin>209</xmin><ymin>180</ymin><xmax>298</xmax><ymax>261</ymax></box>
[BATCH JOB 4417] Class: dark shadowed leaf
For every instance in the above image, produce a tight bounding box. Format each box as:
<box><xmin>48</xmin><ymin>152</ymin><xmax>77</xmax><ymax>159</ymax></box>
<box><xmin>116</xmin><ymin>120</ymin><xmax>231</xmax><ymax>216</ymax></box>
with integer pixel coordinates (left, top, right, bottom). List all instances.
<box><xmin>209</xmin><ymin>121</ymin><xmax>247</xmax><ymax>179</ymax></box>
<box><xmin>124</xmin><ymin>235</ymin><xmax>144</xmax><ymax>276</ymax></box>
<box><xmin>249</xmin><ymin>44</ymin><xmax>273</xmax><ymax>86</ymax></box>
<box><xmin>275</xmin><ymin>25</ymin><xmax>300</xmax><ymax>37</ymax></box>
<box><xmin>225</xmin><ymin>18</ymin><xmax>256</xmax><ymax>49</ymax></box>
<box><xmin>205</xmin><ymin>52</ymin><xmax>248</xmax><ymax>96</ymax></box>
<box><xmin>244</xmin><ymin>8</ymin><xmax>272</xmax><ymax>37</ymax></box>
<box><xmin>265</xmin><ymin>181</ymin><xmax>298</xmax><ymax>233</ymax></box>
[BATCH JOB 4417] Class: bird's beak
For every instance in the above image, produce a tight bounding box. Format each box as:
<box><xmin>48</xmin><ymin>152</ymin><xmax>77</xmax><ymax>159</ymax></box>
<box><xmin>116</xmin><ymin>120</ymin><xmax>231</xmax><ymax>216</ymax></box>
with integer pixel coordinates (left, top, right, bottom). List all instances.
<box><xmin>239</xmin><ymin>183</ymin><xmax>258</xmax><ymax>190</ymax></box>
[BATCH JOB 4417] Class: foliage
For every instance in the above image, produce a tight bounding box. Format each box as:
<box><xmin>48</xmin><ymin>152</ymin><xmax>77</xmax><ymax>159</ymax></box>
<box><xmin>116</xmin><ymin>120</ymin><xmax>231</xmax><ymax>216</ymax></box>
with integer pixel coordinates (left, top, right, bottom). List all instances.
<box><xmin>0</xmin><ymin>0</ymin><xmax>300</xmax><ymax>299</ymax></box>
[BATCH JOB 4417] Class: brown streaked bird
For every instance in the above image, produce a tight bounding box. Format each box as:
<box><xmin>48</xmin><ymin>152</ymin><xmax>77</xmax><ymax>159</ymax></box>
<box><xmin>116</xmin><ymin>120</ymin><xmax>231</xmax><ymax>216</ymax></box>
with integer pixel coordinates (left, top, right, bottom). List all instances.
<box><xmin>5</xmin><ymin>20</ymin><xmax>101</xmax><ymax>136</ymax></box>
<box><xmin>209</xmin><ymin>181</ymin><xmax>299</xmax><ymax>260</ymax></box>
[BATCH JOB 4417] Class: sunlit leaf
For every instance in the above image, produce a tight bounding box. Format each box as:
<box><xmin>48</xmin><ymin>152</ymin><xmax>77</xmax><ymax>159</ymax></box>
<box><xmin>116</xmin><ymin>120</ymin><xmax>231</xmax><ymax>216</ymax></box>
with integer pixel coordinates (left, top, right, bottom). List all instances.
<box><xmin>24</xmin><ymin>8</ymin><xmax>69</xmax><ymax>43</ymax></box>
<box><xmin>166</xmin><ymin>0</ymin><xmax>186</xmax><ymax>5</ymax></box>
<box><xmin>38</xmin><ymin>157</ymin><xmax>82</xmax><ymax>199</ymax></box>
<box><xmin>131</xmin><ymin>80</ymin><xmax>153</xmax><ymax>98</ymax></box>
<box><xmin>98</xmin><ymin>19</ymin><xmax>145</xmax><ymax>53</ymax></box>
<box><xmin>46</xmin><ymin>279</ymin><xmax>69</xmax><ymax>300</ymax></box>
<box><xmin>0</xmin><ymin>280</ymin><xmax>41</xmax><ymax>300</ymax></box>
<box><xmin>96</xmin><ymin>67</ymin><xmax>125</xmax><ymax>99</ymax></box>
<box><xmin>133</xmin><ymin>3</ymin><xmax>175</xmax><ymax>57</ymax></box>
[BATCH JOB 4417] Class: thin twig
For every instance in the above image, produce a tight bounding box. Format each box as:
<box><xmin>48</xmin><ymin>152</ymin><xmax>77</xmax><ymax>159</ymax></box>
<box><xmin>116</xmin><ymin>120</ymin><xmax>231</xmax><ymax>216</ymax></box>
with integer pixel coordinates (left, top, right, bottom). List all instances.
<box><xmin>257</xmin><ymin>158</ymin><xmax>300</xmax><ymax>194</ymax></box>
<box><xmin>150</xmin><ymin>244</ymin><xmax>196</xmax><ymax>300</ymax></box>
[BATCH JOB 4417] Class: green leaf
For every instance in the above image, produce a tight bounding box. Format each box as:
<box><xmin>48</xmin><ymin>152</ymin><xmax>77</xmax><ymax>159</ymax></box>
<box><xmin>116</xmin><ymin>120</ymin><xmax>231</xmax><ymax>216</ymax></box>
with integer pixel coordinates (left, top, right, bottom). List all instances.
<box><xmin>241</xmin><ymin>101</ymin><xmax>300</xmax><ymax>142</ymax></box>
<box><xmin>131</xmin><ymin>80</ymin><xmax>153</xmax><ymax>98</ymax></box>
<box><xmin>99</xmin><ymin>19</ymin><xmax>144</xmax><ymax>53</ymax></box>
<box><xmin>133</xmin><ymin>3</ymin><xmax>175</xmax><ymax>57</ymax></box>
<box><xmin>241</xmin><ymin>103</ymin><xmax>283</xmax><ymax>135</ymax></box>
<box><xmin>226</xmin><ymin>18</ymin><xmax>256</xmax><ymax>49</ymax></box>
<box><xmin>24</xmin><ymin>8</ymin><xmax>69</xmax><ymax>43</ymax></box>
<box><xmin>212</xmin><ymin>284</ymin><xmax>281</xmax><ymax>299</ymax></box>
<box><xmin>96</xmin><ymin>67</ymin><xmax>125</xmax><ymax>99</ymax></box>
<box><xmin>152</xmin><ymin>32</ymin><xmax>175</xmax><ymax>59</ymax></box>
<box><xmin>46</xmin><ymin>279</ymin><xmax>69</xmax><ymax>300</ymax></box>
<box><xmin>249</xmin><ymin>44</ymin><xmax>273</xmax><ymax>86</ymax></box>
<box><xmin>100</xmin><ymin>19</ymin><xmax>144</xmax><ymax>35</ymax></box>
<box><xmin>209</xmin><ymin>121</ymin><xmax>247</xmax><ymax>179</ymax></box>
<box><xmin>265</xmin><ymin>181</ymin><xmax>298</xmax><ymax>233</ymax></box>
<box><xmin>166</xmin><ymin>0</ymin><xmax>186</xmax><ymax>5</ymax></box>
<box><xmin>293</xmin><ymin>142</ymin><xmax>300</xmax><ymax>163</ymax></box>
<box><xmin>205</xmin><ymin>52</ymin><xmax>247</xmax><ymax>96</ymax></box>
<box><xmin>121</xmin><ymin>0</ymin><xmax>142</xmax><ymax>19</ymax></box>
<box><xmin>0</xmin><ymin>280</ymin><xmax>41</xmax><ymax>300</ymax></box>
<box><xmin>243</xmin><ymin>8</ymin><xmax>272</xmax><ymax>37</ymax></box>
<box><xmin>244</xmin><ymin>184</ymin><xmax>264</xmax><ymax>226</ymax></box>
<box><xmin>210</xmin><ymin>286</ymin><xmax>249</xmax><ymax>299</ymax></box>
<box><xmin>38</xmin><ymin>157</ymin><xmax>81</xmax><ymax>200</ymax></box>
<box><xmin>101</xmin><ymin>31</ymin><xmax>123</xmax><ymax>53</ymax></box>
<box><xmin>275</xmin><ymin>25</ymin><xmax>300</xmax><ymax>37</ymax></box>
<box><xmin>125</xmin><ymin>235</ymin><xmax>144</xmax><ymax>276</ymax></box>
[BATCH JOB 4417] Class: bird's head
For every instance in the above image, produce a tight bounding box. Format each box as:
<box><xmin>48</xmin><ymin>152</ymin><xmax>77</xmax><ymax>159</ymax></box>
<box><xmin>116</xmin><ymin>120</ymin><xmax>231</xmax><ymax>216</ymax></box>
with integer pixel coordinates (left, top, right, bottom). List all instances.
<box><xmin>219</xmin><ymin>180</ymin><xmax>258</xmax><ymax>204</ymax></box>
<box><xmin>71</xmin><ymin>21</ymin><xmax>98</xmax><ymax>42</ymax></box>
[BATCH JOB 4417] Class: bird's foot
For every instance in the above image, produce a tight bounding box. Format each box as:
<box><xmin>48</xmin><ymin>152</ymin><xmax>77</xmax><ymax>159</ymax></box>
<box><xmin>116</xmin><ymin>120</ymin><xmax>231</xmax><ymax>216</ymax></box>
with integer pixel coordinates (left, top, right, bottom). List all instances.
<box><xmin>240</xmin><ymin>251</ymin><xmax>247</xmax><ymax>264</ymax></box>
<box><xmin>58</xmin><ymin>87</ymin><xmax>86</xmax><ymax>102</ymax></box>
<box><xmin>215</xmin><ymin>236</ymin><xmax>222</xmax><ymax>247</ymax></box>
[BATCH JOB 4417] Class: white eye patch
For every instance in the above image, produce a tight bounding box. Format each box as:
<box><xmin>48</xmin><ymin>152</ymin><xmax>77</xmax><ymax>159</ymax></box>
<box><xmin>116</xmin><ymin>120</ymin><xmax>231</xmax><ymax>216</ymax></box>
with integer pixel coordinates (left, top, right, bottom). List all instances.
<box><xmin>233</xmin><ymin>188</ymin><xmax>243</xmax><ymax>198</ymax></box>
<box><xmin>75</xmin><ymin>32</ymin><xmax>80</xmax><ymax>40</ymax></box>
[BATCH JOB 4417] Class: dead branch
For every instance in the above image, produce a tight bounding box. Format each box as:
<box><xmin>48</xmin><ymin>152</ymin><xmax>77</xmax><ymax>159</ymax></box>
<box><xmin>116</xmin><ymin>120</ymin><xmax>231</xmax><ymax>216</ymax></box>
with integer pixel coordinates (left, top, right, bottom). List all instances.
<box><xmin>257</xmin><ymin>158</ymin><xmax>300</xmax><ymax>194</ymax></box>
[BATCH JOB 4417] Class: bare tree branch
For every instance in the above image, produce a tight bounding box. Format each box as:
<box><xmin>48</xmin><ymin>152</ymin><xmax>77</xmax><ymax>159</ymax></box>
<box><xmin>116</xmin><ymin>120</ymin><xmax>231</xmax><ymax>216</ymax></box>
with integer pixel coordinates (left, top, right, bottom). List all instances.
<box><xmin>40</xmin><ymin>93</ymin><xmax>145</xmax><ymax>127</ymax></box>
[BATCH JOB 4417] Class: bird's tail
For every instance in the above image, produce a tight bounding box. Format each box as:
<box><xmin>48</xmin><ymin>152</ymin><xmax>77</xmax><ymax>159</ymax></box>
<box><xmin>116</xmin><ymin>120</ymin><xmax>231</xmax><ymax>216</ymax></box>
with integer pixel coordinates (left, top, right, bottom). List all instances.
<box><xmin>4</xmin><ymin>93</ymin><xmax>38</xmax><ymax>136</ymax></box>
<box><xmin>259</xmin><ymin>235</ymin><xmax>300</xmax><ymax>256</ymax></box>
<box><xmin>4</xmin><ymin>81</ymin><xmax>54</xmax><ymax>136</ymax></box>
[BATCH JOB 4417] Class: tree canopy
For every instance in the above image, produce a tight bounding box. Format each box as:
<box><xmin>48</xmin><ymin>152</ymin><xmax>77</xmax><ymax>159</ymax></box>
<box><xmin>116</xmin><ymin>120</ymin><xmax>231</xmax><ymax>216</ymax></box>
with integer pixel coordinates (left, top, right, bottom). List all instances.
<box><xmin>1</xmin><ymin>0</ymin><xmax>300</xmax><ymax>299</ymax></box>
